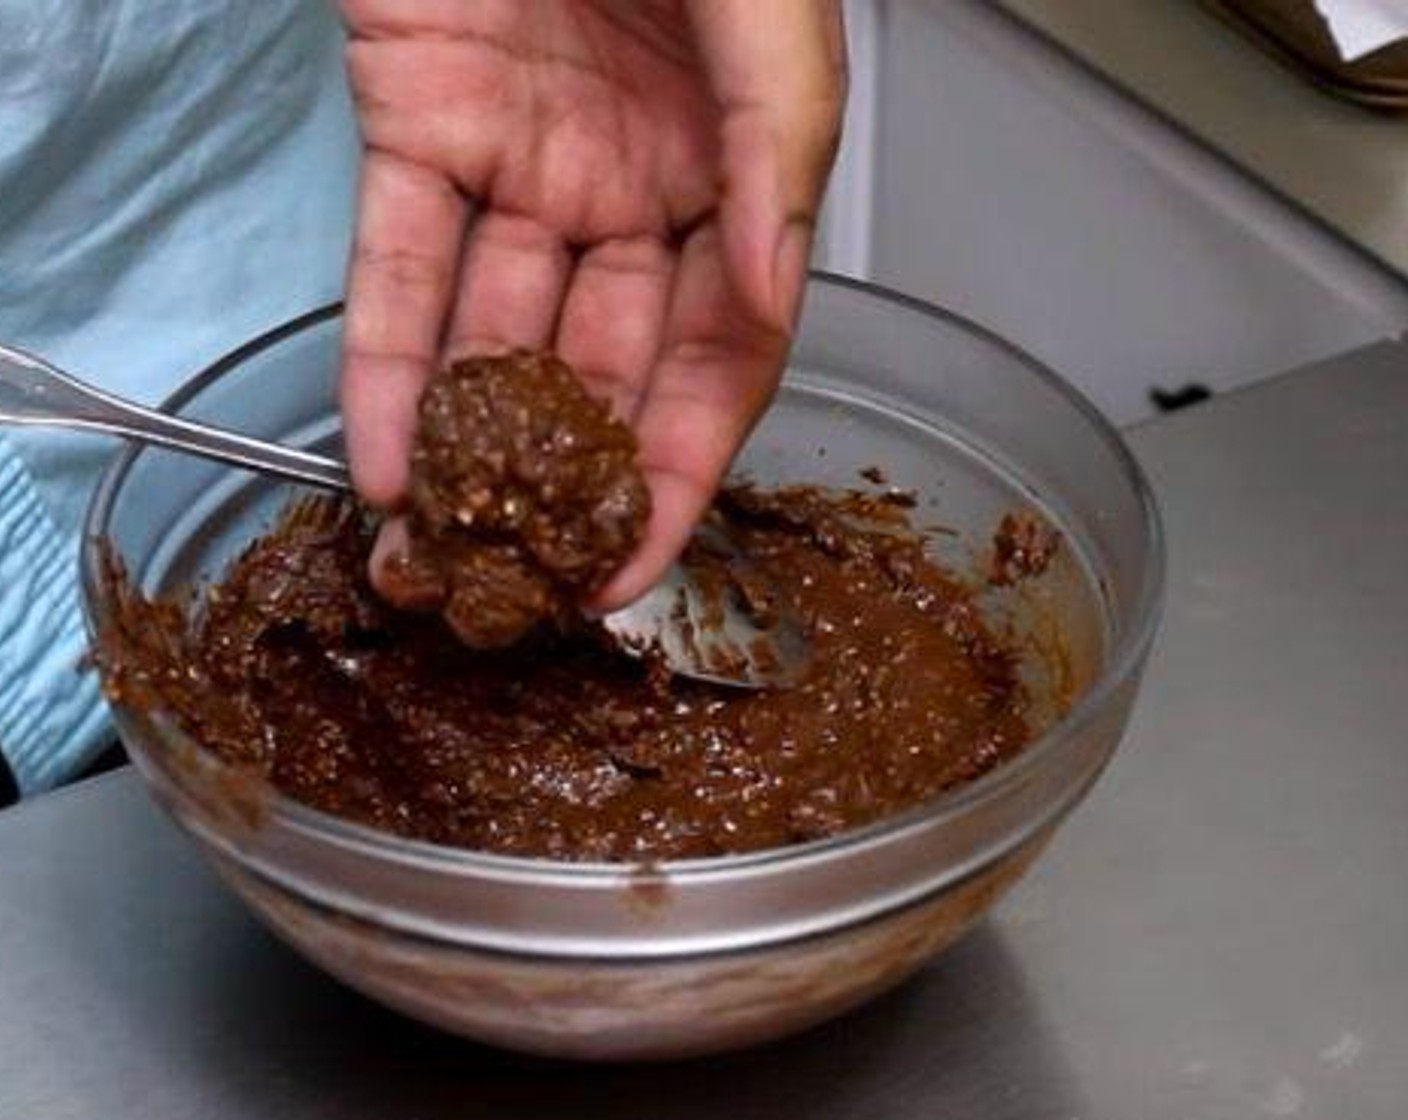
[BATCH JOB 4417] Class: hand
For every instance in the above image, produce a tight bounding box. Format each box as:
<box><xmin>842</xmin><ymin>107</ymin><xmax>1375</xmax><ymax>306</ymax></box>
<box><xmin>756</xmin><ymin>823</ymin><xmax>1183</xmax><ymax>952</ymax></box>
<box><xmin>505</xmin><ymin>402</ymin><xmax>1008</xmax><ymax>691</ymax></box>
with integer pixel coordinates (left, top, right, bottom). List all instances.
<box><xmin>338</xmin><ymin>0</ymin><xmax>846</xmax><ymax>608</ymax></box>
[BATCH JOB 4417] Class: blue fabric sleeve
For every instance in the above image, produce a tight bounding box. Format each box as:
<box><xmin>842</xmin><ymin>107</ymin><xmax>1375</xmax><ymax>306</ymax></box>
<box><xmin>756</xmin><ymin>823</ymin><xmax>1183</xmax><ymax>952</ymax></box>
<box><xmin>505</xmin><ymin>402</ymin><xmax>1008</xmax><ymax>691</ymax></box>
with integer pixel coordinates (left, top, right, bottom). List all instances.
<box><xmin>0</xmin><ymin>0</ymin><xmax>358</xmax><ymax>539</ymax></box>
<box><xmin>0</xmin><ymin>0</ymin><xmax>357</xmax><ymax>795</ymax></box>
<box><xmin>0</xmin><ymin>439</ymin><xmax>110</xmax><ymax>795</ymax></box>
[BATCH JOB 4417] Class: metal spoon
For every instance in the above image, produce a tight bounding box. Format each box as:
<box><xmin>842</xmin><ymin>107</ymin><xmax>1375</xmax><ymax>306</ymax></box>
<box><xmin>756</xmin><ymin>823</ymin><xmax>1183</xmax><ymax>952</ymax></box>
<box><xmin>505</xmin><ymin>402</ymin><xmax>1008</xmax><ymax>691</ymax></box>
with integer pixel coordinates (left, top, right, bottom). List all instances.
<box><xmin>0</xmin><ymin>340</ymin><xmax>807</xmax><ymax>689</ymax></box>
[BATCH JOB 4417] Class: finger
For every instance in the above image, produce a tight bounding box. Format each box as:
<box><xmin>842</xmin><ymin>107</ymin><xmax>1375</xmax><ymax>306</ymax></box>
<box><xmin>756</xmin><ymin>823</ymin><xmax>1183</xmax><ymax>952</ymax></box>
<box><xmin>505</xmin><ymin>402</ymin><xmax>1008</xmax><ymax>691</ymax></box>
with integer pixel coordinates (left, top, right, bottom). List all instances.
<box><xmin>341</xmin><ymin>150</ymin><xmax>468</xmax><ymax>507</ymax></box>
<box><xmin>593</xmin><ymin>223</ymin><xmax>787</xmax><ymax>610</ymax></box>
<box><xmin>687</xmin><ymin>0</ymin><xmax>846</xmax><ymax>329</ymax></box>
<box><xmin>555</xmin><ymin>235</ymin><xmax>675</xmax><ymax>423</ymax></box>
<box><xmin>442</xmin><ymin>212</ymin><xmax>572</xmax><ymax>359</ymax></box>
<box><xmin>367</xmin><ymin>516</ymin><xmax>417</xmax><ymax>604</ymax></box>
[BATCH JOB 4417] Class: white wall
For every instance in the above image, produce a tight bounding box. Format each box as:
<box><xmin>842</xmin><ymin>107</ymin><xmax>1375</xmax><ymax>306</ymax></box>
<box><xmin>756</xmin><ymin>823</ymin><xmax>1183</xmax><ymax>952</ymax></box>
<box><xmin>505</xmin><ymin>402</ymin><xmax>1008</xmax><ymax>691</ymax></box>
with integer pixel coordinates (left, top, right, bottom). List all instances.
<box><xmin>816</xmin><ymin>0</ymin><xmax>1408</xmax><ymax>424</ymax></box>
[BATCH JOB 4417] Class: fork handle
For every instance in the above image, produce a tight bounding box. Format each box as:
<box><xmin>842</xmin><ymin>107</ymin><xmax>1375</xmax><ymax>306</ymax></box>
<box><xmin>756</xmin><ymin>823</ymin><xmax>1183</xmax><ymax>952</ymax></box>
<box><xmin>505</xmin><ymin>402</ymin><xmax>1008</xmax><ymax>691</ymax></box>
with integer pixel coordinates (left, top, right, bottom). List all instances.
<box><xmin>0</xmin><ymin>341</ymin><xmax>350</xmax><ymax>491</ymax></box>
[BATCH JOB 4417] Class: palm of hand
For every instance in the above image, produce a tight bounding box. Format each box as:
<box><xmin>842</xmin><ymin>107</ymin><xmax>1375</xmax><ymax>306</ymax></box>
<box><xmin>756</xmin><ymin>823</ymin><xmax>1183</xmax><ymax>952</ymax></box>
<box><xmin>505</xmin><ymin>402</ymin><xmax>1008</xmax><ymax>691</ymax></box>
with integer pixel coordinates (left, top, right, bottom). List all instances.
<box><xmin>355</xmin><ymin>3</ymin><xmax>719</xmax><ymax>246</ymax></box>
<box><xmin>340</xmin><ymin>0</ymin><xmax>842</xmax><ymax>606</ymax></box>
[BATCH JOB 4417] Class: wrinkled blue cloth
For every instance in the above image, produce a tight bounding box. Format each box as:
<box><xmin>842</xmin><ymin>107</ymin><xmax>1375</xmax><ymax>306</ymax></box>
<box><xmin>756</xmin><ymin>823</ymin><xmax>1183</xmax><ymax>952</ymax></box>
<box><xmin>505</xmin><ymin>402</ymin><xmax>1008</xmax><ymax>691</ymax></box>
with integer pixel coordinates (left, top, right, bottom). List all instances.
<box><xmin>0</xmin><ymin>0</ymin><xmax>358</xmax><ymax>793</ymax></box>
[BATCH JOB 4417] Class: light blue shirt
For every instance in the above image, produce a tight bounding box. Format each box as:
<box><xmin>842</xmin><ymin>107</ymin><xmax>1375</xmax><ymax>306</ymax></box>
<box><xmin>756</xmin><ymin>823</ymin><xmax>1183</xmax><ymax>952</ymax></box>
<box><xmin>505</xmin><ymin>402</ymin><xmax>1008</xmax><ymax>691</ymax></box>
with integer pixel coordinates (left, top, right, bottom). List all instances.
<box><xmin>0</xmin><ymin>0</ymin><xmax>358</xmax><ymax>793</ymax></box>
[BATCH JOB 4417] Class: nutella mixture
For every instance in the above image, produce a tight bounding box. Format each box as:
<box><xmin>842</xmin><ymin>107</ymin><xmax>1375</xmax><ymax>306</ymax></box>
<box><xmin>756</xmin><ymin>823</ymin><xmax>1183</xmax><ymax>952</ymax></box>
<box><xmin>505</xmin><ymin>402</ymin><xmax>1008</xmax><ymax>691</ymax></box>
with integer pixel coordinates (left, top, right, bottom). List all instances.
<box><xmin>378</xmin><ymin>352</ymin><xmax>649</xmax><ymax>647</ymax></box>
<box><xmin>96</xmin><ymin>356</ymin><xmax>1061</xmax><ymax>862</ymax></box>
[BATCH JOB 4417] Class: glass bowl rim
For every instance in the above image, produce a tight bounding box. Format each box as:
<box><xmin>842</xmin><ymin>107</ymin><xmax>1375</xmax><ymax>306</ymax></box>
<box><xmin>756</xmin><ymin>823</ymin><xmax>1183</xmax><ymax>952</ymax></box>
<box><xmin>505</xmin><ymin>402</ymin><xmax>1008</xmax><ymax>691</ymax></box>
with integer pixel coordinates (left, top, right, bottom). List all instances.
<box><xmin>81</xmin><ymin>271</ymin><xmax>1165</xmax><ymax>883</ymax></box>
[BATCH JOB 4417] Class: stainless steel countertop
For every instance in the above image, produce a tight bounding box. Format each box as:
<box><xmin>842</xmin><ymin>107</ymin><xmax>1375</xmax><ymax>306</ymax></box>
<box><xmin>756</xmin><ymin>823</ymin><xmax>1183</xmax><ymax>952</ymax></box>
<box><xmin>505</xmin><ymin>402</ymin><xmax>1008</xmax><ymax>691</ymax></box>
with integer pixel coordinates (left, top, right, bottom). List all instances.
<box><xmin>2</xmin><ymin>342</ymin><xmax>1405</xmax><ymax>1118</ymax></box>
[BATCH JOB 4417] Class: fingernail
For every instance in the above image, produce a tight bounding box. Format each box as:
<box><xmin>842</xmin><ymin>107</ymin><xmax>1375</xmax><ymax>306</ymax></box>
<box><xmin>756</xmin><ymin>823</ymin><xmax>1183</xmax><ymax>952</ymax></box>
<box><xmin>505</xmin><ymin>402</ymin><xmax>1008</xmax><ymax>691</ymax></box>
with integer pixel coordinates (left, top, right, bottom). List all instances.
<box><xmin>772</xmin><ymin>220</ymin><xmax>813</xmax><ymax>330</ymax></box>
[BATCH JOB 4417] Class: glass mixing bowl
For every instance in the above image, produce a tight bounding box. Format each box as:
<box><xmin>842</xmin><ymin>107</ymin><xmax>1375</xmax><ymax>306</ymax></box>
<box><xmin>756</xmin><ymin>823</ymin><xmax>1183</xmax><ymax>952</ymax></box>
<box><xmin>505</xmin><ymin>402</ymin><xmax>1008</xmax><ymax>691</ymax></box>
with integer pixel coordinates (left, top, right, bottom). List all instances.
<box><xmin>81</xmin><ymin>275</ymin><xmax>1163</xmax><ymax>1060</ymax></box>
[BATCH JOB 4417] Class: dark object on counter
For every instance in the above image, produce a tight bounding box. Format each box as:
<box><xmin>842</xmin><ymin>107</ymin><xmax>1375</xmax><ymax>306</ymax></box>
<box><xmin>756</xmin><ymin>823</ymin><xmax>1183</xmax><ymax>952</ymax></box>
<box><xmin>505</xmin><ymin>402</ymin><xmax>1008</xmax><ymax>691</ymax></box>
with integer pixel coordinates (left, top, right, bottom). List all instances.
<box><xmin>379</xmin><ymin>352</ymin><xmax>650</xmax><ymax>648</ymax></box>
<box><xmin>1204</xmin><ymin>0</ymin><xmax>1408</xmax><ymax>109</ymax></box>
<box><xmin>0</xmin><ymin>750</ymin><xmax>16</xmax><ymax>808</ymax></box>
<box><xmin>0</xmin><ymin>740</ymin><xmax>127</xmax><ymax>809</ymax></box>
<box><xmin>94</xmin><ymin>485</ymin><xmax>1055</xmax><ymax>863</ymax></box>
<box><xmin>1150</xmin><ymin>382</ymin><xmax>1213</xmax><ymax>413</ymax></box>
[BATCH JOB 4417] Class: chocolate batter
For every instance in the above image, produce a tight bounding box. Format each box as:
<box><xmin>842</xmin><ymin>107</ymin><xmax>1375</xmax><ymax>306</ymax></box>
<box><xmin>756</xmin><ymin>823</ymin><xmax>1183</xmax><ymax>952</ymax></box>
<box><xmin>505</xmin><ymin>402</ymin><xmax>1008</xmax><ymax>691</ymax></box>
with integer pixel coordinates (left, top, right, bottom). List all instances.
<box><xmin>378</xmin><ymin>352</ymin><xmax>649</xmax><ymax>648</ymax></box>
<box><xmin>94</xmin><ymin>356</ymin><xmax>1062</xmax><ymax>862</ymax></box>
<box><xmin>990</xmin><ymin>510</ymin><xmax>1062</xmax><ymax>587</ymax></box>
<box><xmin>99</xmin><ymin>495</ymin><xmax>1060</xmax><ymax>860</ymax></box>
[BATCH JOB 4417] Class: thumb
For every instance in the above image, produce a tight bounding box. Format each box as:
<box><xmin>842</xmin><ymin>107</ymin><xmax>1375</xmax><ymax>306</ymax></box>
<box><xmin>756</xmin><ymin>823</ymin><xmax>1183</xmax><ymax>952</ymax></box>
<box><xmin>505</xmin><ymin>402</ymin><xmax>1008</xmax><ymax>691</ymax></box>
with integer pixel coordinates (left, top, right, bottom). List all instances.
<box><xmin>687</xmin><ymin>0</ymin><xmax>847</xmax><ymax>331</ymax></box>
